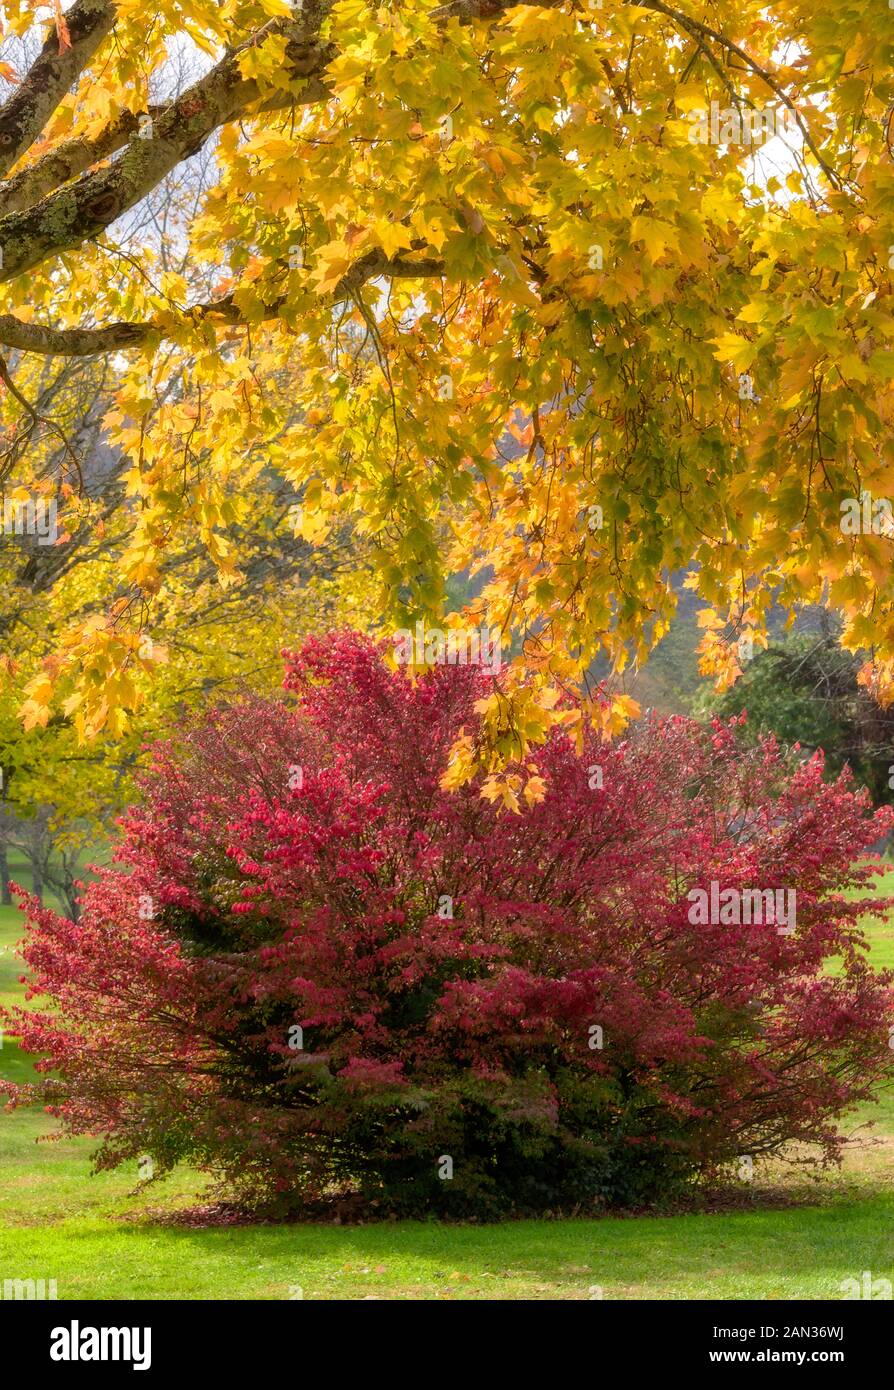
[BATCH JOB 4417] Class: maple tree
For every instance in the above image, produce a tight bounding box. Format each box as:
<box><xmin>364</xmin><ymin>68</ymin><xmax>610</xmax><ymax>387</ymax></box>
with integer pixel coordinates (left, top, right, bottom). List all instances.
<box><xmin>3</xmin><ymin>633</ymin><xmax>892</xmax><ymax>1216</ymax></box>
<box><xmin>0</xmin><ymin>0</ymin><xmax>891</xmax><ymax>789</ymax></box>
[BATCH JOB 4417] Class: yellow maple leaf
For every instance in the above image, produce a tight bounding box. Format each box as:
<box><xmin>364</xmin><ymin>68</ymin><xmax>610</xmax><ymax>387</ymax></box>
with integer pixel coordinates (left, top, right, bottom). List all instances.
<box><xmin>375</xmin><ymin>221</ymin><xmax>414</xmax><ymax>259</ymax></box>
<box><xmin>629</xmin><ymin>216</ymin><xmax>678</xmax><ymax>264</ymax></box>
<box><xmin>311</xmin><ymin>241</ymin><xmax>354</xmax><ymax>297</ymax></box>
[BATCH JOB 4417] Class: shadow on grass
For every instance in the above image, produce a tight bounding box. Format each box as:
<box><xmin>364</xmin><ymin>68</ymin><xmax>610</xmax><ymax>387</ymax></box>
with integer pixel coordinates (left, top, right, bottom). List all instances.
<box><xmin>4</xmin><ymin>1193</ymin><xmax>890</xmax><ymax>1300</ymax></box>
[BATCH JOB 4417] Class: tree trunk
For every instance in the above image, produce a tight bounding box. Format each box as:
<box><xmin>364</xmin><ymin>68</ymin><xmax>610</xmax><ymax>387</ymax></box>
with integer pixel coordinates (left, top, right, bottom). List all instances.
<box><xmin>0</xmin><ymin>843</ymin><xmax>11</xmax><ymax>904</ymax></box>
<box><xmin>63</xmin><ymin>880</ymin><xmax>81</xmax><ymax>923</ymax></box>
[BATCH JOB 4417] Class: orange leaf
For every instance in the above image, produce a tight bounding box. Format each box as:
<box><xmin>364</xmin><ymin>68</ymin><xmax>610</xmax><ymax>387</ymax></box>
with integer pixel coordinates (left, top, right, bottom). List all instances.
<box><xmin>53</xmin><ymin>0</ymin><xmax>72</xmax><ymax>53</ymax></box>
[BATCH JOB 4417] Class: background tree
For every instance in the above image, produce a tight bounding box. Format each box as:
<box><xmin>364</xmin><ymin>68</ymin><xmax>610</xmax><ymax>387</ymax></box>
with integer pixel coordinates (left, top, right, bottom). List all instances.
<box><xmin>0</xmin><ymin>36</ymin><xmax>377</xmax><ymax>861</ymax></box>
<box><xmin>698</xmin><ymin>623</ymin><xmax>894</xmax><ymax>811</ymax></box>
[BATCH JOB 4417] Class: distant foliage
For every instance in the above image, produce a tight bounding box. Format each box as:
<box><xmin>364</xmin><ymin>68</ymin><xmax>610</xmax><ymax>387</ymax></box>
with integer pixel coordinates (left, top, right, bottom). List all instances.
<box><xmin>3</xmin><ymin>633</ymin><xmax>893</xmax><ymax>1219</ymax></box>
<box><xmin>697</xmin><ymin>633</ymin><xmax>894</xmax><ymax>808</ymax></box>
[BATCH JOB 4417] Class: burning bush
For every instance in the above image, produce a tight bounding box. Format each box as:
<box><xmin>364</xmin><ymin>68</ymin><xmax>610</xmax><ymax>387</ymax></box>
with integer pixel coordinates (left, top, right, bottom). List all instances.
<box><xmin>4</xmin><ymin>632</ymin><xmax>893</xmax><ymax>1219</ymax></box>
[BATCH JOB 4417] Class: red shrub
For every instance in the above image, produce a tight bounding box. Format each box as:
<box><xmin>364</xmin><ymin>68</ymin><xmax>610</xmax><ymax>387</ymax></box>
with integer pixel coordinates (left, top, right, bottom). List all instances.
<box><xmin>3</xmin><ymin>631</ymin><xmax>894</xmax><ymax>1217</ymax></box>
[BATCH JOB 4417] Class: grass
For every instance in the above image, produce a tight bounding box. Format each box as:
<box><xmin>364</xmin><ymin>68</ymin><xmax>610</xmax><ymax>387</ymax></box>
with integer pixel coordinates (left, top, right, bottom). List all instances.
<box><xmin>0</xmin><ymin>861</ymin><xmax>892</xmax><ymax>1300</ymax></box>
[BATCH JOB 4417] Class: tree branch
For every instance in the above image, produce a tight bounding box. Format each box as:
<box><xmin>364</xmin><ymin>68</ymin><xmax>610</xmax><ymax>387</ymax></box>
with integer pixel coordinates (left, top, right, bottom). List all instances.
<box><xmin>0</xmin><ymin>0</ymin><xmax>829</xmax><ymax>347</ymax></box>
<box><xmin>637</xmin><ymin>0</ymin><xmax>842</xmax><ymax>189</ymax></box>
<box><xmin>0</xmin><ymin>14</ymin><xmax>336</xmax><ymax>284</ymax></box>
<box><xmin>0</xmin><ymin>0</ymin><xmax>118</xmax><ymax>181</ymax></box>
<box><xmin>0</xmin><ymin>107</ymin><xmax>161</xmax><ymax>219</ymax></box>
<box><xmin>0</xmin><ymin>0</ymin><xmax>574</xmax><ymax>287</ymax></box>
<box><xmin>0</xmin><ymin>83</ymin><xmax>309</xmax><ymax>220</ymax></box>
<box><xmin>0</xmin><ymin>249</ymin><xmax>445</xmax><ymax>355</ymax></box>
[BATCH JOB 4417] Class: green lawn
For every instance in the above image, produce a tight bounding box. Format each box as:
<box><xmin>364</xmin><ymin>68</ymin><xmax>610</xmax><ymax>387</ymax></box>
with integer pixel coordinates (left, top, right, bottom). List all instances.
<box><xmin>1</xmin><ymin>863</ymin><xmax>892</xmax><ymax>1300</ymax></box>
